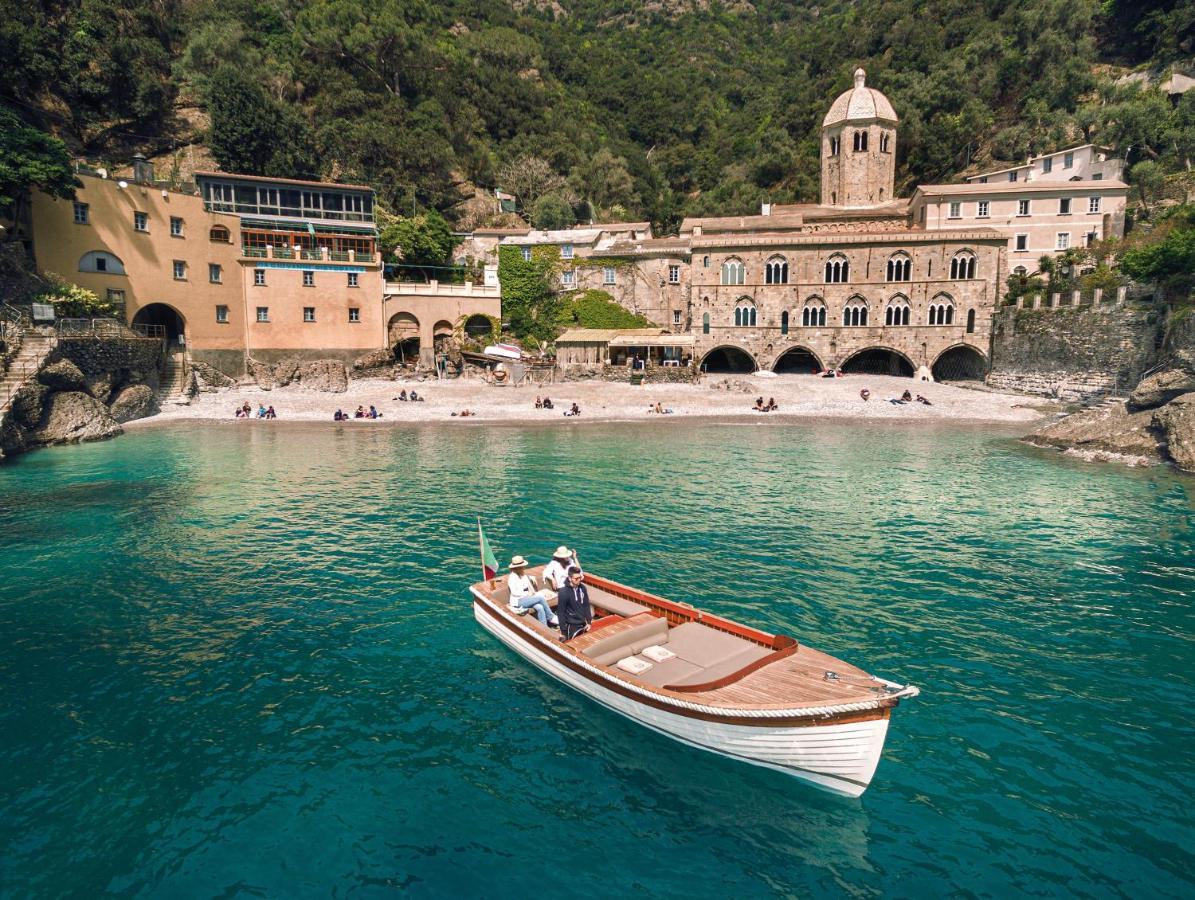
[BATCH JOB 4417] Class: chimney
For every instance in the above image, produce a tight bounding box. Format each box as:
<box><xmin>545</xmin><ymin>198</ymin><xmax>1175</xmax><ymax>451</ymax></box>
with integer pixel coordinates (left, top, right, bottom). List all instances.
<box><xmin>131</xmin><ymin>153</ymin><xmax>154</xmax><ymax>185</ymax></box>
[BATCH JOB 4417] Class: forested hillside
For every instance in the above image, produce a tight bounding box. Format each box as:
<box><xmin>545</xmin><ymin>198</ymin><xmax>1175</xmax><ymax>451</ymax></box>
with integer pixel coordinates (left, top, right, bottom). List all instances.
<box><xmin>2</xmin><ymin>0</ymin><xmax>1193</xmax><ymax>233</ymax></box>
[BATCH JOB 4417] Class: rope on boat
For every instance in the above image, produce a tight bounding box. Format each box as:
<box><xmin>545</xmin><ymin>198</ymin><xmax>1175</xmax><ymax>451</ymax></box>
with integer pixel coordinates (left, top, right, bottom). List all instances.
<box><xmin>475</xmin><ymin>591</ymin><xmax>920</xmax><ymax>718</ymax></box>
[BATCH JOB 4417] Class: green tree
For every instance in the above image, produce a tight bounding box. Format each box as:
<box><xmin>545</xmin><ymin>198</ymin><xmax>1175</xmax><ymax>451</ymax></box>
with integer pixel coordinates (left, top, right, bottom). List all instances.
<box><xmin>0</xmin><ymin>106</ymin><xmax>77</xmax><ymax>240</ymax></box>
<box><xmin>531</xmin><ymin>192</ymin><xmax>575</xmax><ymax>230</ymax></box>
<box><xmin>379</xmin><ymin>210</ymin><xmax>458</xmax><ymax>266</ymax></box>
<box><xmin>1120</xmin><ymin>220</ymin><xmax>1195</xmax><ymax>293</ymax></box>
<box><xmin>207</xmin><ymin>66</ymin><xmax>317</xmax><ymax>178</ymax></box>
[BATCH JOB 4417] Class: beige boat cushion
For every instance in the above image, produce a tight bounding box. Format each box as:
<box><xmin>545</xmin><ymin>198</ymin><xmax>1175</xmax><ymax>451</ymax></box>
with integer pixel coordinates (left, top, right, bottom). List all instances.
<box><xmin>663</xmin><ymin>622</ymin><xmax>767</xmax><ymax>668</ymax></box>
<box><xmin>615</xmin><ymin>656</ymin><xmax>653</xmax><ymax>675</ymax></box>
<box><xmin>665</xmin><ymin>646</ymin><xmax>773</xmax><ymax>687</ymax></box>
<box><xmin>582</xmin><ymin>616</ymin><xmax>668</xmax><ymax>663</ymax></box>
<box><xmin>634</xmin><ymin>657</ymin><xmax>703</xmax><ymax>687</ymax></box>
<box><xmin>591</xmin><ymin>594</ymin><xmax>651</xmax><ymax>617</ymax></box>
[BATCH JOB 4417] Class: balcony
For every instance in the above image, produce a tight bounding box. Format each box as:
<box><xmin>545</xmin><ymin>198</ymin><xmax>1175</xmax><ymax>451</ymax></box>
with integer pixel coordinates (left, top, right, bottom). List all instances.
<box><xmin>383</xmin><ymin>279</ymin><xmax>500</xmax><ymax>298</ymax></box>
<box><xmin>239</xmin><ymin>246</ymin><xmax>378</xmax><ymax>264</ymax></box>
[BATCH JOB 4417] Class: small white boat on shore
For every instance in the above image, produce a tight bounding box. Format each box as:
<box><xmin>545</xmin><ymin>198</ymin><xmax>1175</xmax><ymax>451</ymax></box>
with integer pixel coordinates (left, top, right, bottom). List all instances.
<box><xmin>482</xmin><ymin>343</ymin><xmax>523</xmax><ymax>360</ymax></box>
<box><xmin>471</xmin><ymin>566</ymin><xmax>919</xmax><ymax>797</ymax></box>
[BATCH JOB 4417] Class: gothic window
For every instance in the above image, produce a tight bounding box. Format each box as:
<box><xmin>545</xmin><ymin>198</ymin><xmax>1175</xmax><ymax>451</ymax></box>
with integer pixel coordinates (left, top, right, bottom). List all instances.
<box><xmin>884</xmin><ymin>295</ymin><xmax>911</xmax><ymax>327</ymax></box>
<box><xmin>843</xmin><ymin>297</ymin><xmax>868</xmax><ymax>327</ymax></box>
<box><xmin>703</xmin><ymin>312</ymin><xmax>710</xmax><ymax>334</ymax></box>
<box><xmin>720</xmin><ymin>259</ymin><xmax>745</xmax><ymax>286</ymax></box>
<box><xmin>886</xmin><ymin>253</ymin><xmax>911</xmax><ymax>282</ymax></box>
<box><xmin>824</xmin><ymin>254</ymin><xmax>849</xmax><ymax>284</ymax></box>
<box><xmin>966</xmin><ymin>309</ymin><xmax>976</xmax><ymax>333</ymax></box>
<box><xmin>853</xmin><ymin>131</ymin><xmax>868</xmax><ymax>152</ymax></box>
<box><xmin>829</xmin><ymin>136</ymin><xmax>840</xmax><ymax>157</ymax></box>
<box><xmin>780</xmin><ymin>311</ymin><xmax>789</xmax><ymax>335</ymax></box>
<box><xmin>801</xmin><ymin>297</ymin><xmax>827</xmax><ymax>327</ymax></box>
<box><xmin>734</xmin><ymin>300</ymin><xmax>757</xmax><ymax>327</ymax></box>
<box><xmin>928</xmin><ymin>295</ymin><xmax>956</xmax><ymax>326</ymax></box>
<box><xmin>765</xmin><ymin>256</ymin><xmax>789</xmax><ymax>285</ymax></box>
<box><xmin>950</xmin><ymin>251</ymin><xmax>977</xmax><ymax>280</ymax></box>
<box><xmin>880</xmin><ymin>132</ymin><xmax>891</xmax><ymax>153</ymax></box>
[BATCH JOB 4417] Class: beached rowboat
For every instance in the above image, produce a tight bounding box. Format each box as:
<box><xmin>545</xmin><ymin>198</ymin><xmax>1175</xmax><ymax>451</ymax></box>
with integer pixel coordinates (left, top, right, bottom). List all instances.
<box><xmin>471</xmin><ymin>567</ymin><xmax>919</xmax><ymax>797</ymax></box>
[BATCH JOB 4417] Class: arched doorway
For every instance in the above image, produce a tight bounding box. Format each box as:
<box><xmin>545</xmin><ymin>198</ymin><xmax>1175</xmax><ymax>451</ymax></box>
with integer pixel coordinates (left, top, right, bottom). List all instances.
<box><xmin>432</xmin><ymin>319</ymin><xmax>454</xmax><ymax>353</ymax></box>
<box><xmin>388</xmin><ymin>312</ymin><xmax>420</xmax><ymax>363</ymax></box>
<box><xmin>932</xmin><ymin>345</ymin><xmax>988</xmax><ymax>381</ymax></box>
<box><xmin>464</xmin><ymin>314</ymin><xmax>492</xmax><ymax>341</ymax></box>
<box><xmin>701</xmin><ymin>345</ymin><xmax>756</xmax><ymax>374</ymax></box>
<box><xmin>772</xmin><ymin>346</ymin><xmax>823</xmax><ymax>374</ymax></box>
<box><xmin>841</xmin><ymin>347</ymin><xmax>914</xmax><ymax>377</ymax></box>
<box><xmin>132</xmin><ymin>303</ymin><xmax>186</xmax><ymax>345</ymax></box>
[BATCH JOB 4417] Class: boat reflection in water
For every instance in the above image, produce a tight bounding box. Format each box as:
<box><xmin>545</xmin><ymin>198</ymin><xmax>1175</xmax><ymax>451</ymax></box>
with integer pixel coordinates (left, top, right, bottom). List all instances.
<box><xmin>471</xmin><ymin>566</ymin><xmax>919</xmax><ymax>797</ymax></box>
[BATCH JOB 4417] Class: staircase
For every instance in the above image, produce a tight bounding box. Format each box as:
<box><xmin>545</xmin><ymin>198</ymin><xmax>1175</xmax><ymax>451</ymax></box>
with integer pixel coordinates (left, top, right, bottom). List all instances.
<box><xmin>157</xmin><ymin>350</ymin><xmax>190</xmax><ymax>404</ymax></box>
<box><xmin>1</xmin><ymin>332</ymin><xmax>57</xmax><ymax>414</ymax></box>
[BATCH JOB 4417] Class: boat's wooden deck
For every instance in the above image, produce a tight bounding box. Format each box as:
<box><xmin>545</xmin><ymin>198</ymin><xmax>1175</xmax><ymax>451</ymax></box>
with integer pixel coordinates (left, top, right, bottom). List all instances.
<box><xmin>476</xmin><ymin>569</ymin><xmax>892</xmax><ymax>710</ymax></box>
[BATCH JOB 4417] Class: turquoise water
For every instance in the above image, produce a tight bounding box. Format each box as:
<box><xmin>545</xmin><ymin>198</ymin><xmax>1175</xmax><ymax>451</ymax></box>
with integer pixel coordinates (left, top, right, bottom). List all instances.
<box><xmin>1</xmin><ymin>421</ymin><xmax>1192</xmax><ymax>898</ymax></box>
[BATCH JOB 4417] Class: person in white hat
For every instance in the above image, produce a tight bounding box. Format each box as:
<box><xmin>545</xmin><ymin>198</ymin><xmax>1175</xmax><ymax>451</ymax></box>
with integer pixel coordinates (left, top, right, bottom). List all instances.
<box><xmin>506</xmin><ymin>555</ymin><xmax>558</xmax><ymax>628</ymax></box>
<box><xmin>541</xmin><ymin>545</ymin><xmax>580</xmax><ymax>595</ymax></box>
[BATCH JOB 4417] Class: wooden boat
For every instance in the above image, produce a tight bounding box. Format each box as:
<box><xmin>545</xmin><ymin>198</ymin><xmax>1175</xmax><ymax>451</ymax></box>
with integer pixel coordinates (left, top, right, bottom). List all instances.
<box><xmin>471</xmin><ymin>566</ymin><xmax>919</xmax><ymax>797</ymax></box>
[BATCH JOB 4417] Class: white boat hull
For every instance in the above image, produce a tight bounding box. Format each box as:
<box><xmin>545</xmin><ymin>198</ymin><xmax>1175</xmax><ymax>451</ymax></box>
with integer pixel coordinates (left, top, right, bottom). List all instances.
<box><xmin>474</xmin><ymin>601</ymin><xmax>891</xmax><ymax>797</ymax></box>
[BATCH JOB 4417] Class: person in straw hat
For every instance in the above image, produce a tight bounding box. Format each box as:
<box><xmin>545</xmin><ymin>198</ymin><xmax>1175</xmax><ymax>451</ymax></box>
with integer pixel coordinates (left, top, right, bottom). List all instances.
<box><xmin>506</xmin><ymin>555</ymin><xmax>559</xmax><ymax>628</ymax></box>
<box><xmin>541</xmin><ymin>545</ymin><xmax>581</xmax><ymax>596</ymax></box>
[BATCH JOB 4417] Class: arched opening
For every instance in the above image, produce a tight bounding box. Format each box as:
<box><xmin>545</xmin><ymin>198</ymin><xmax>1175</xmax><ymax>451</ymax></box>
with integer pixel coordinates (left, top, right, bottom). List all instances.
<box><xmin>841</xmin><ymin>347</ymin><xmax>915</xmax><ymax>377</ymax></box>
<box><xmin>701</xmin><ymin>346</ymin><xmax>756</xmax><ymax>374</ymax></box>
<box><xmin>388</xmin><ymin>312</ymin><xmax>420</xmax><ymax>362</ymax></box>
<box><xmin>932</xmin><ymin>345</ymin><xmax>987</xmax><ymax>382</ymax></box>
<box><xmin>432</xmin><ymin>319</ymin><xmax>454</xmax><ymax>352</ymax></box>
<box><xmin>772</xmin><ymin>346</ymin><xmax>823</xmax><ymax>374</ymax></box>
<box><xmin>464</xmin><ymin>314</ymin><xmax>492</xmax><ymax>340</ymax></box>
<box><xmin>79</xmin><ymin>250</ymin><xmax>126</xmax><ymax>275</ymax></box>
<box><xmin>131</xmin><ymin>303</ymin><xmax>185</xmax><ymax>344</ymax></box>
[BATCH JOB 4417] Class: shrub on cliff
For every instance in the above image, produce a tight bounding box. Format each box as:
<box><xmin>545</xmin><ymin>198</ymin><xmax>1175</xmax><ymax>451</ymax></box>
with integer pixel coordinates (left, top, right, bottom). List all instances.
<box><xmin>34</xmin><ymin>274</ymin><xmax>118</xmax><ymax>318</ymax></box>
<box><xmin>559</xmin><ymin>290</ymin><xmax>651</xmax><ymax>329</ymax></box>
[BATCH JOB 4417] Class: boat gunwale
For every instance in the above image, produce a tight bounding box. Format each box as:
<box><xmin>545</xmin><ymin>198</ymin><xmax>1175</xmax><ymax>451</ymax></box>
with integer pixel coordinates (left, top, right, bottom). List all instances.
<box><xmin>470</xmin><ymin>583</ymin><xmax>904</xmax><ymax>725</ymax></box>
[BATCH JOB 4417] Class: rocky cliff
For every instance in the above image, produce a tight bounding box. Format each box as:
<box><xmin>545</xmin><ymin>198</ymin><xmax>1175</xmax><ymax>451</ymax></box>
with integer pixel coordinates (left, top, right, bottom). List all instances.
<box><xmin>0</xmin><ymin>335</ymin><xmax>163</xmax><ymax>461</ymax></box>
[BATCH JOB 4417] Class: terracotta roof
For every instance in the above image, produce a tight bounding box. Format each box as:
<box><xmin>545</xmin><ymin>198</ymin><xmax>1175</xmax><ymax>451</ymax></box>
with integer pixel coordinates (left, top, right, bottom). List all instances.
<box><xmin>689</xmin><ymin>227</ymin><xmax>1007</xmax><ymax>250</ymax></box>
<box><xmin>822</xmin><ymin>69</ymin><xmax>898</xmax><ymax>127</ymax></box>
<box><xmin>471</xmin><ymin>227</ymin><xmax>530</xmax><ymax>236</ymax></box>
<box><xmin>193</xmin><ymin>170</ymin><xmax>373</xmax><ymax>191</ymax></box>
<box><xmin>914</xmin><ymin>179</ymin><xmax>1128</xmax><ymax>196</ymax></box>
<box><xmin>556</xmin><ymin>328</ymin><xmax>667</xmax><ymax>343</ymax></box>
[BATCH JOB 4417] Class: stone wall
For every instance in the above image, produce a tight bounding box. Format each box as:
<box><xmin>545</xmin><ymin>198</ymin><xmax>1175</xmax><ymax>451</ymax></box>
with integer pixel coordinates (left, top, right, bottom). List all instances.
<box><xmin>987</xmin><ymin>301</ymin><xmax>1161</xmax><ymax>401</ymax></box>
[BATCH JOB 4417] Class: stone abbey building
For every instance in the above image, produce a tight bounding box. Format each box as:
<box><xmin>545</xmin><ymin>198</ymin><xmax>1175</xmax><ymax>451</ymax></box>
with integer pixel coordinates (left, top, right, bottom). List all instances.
<box><xmin>488</xmin><ymin>68</ymin><xmax>1128</xmax><ymax>380</ymax></box>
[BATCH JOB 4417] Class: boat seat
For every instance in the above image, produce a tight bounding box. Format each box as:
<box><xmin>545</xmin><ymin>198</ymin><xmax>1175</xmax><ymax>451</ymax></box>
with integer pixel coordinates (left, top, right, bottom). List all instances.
<box><xmin>583</xmin><ymin>617</ymin><xmax>668</xmax><ymax>665</ymax></box>
<box><xmin>633</xmin><ymin>656</ymin><xmax>704</xmax><ymax>687</ymax></box>
<box><xmin>591</xmin><ymin>594</ymin><xmax>651</xmax><ymax>618</ymax></box>
<box><xmin>664</xmin><ymin>645</ymin><xmax>772</xmax><ymax>688</ymax></box>
<box><xmin>664</xmin><ymin>622</ymin><xmax>768</xmax><ymax>669</ymax></box>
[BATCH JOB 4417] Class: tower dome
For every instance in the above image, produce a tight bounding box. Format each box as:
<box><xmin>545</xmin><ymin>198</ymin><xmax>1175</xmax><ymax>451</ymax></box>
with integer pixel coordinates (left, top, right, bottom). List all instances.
<box><xmin>822</xmin><ymin>68</ymin><xmax>898</xmax><ymax>128</ymax></box>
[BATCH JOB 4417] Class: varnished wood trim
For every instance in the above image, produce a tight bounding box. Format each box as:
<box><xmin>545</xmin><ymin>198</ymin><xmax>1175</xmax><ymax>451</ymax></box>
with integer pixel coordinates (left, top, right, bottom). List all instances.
<box><xmin>475</xmin><ymin>596</ymin><xmax>892</xmax><ymax>728</ymax></box>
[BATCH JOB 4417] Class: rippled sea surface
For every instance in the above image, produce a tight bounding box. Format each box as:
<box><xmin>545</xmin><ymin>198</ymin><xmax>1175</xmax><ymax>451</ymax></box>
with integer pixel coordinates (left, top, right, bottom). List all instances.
<box><xmin>1</xmin><ymin>421</ymin><xmax>1193</xmax><ymax>898</ymax></box>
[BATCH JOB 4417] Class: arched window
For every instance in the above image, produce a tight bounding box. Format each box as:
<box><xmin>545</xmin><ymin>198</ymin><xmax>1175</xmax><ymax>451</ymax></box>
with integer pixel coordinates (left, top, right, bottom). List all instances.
<box><xmin>950</xmin><ymin>251</ymin><xmax>977</xmax><ymax>280</ymax></box>
<box><xmin>885</xmin><ymin>295</ymin><xmax>911</xmax><ymax>327</ymax></box>
<box><xmin>880</xmin><ymin>132</ymin><xmax>891</xmax><ymax>153</ymax></box>
<box><xmin>829</xmin><ymin>136</ymin><xmax>840</xmax><ymax>157</ymax></box>
<box><xmin>1012</xmin><ymin>265</ymin><xmax>1028</xmax><ymax>277</ymax></box>
<box><xmin>853</xmin><ymin>131</ymin><xmax>868</xmax><ymax>152</ymax></box>
<box><xmin>702</xmin><ymin>312</ymin><xmax>710</xmax><ymax>334</ymax></box>
<box><xmin>703</xmin><ymin>255</ymin><xmax>710</xmax><ymax>268</ymax></box>
<box><xmin>800</xmin><ymin>297</ymin><xmax>827</xmax><ymax>328</ymax></box>
<box><xmin>824</xmin><ymin>254</ymin><xmax>849</xmax><ymax>284</ymax></box>
<box><xmin>209</xmin><ymin>225</ymin><xmax>231</xmax><ymax>242</ymax></box>
<box><xmin>843</xmin><ymin>297</ymin><xmax>868</xmax><ymax>327</ymax></box>
<box><xmin>734</xmin><ymin>300</ymin><xmax>757</xmax><ymax>327</ymax></box>
<box><xmin>780</xmin><ymin>310</ymin><xmax>789</xmax><ymax>335</ymax></box>
<box><xmin>720</xmin><ymin>259</ymin><xmax>745</xmax><ymax>286</ymax></box>
<box><xmin>765</xmin><ymin>256</ymin><xmax>789</xmax><ymax>285</ymax></box>
<box><xmin>928</xmin><ymin>295</ymin><xmax>956</xmax><ymax>326</ymax></box>
<box><xmin>966</xmin><ymin>309</ymin><xmax>976</xmax><ymax>334</ymax></box>
<box><xmin>78</xmin><ymin>251</ymin><xmax>126</xmax><ymax>275</ymax></box>
<box><xmin>886</xmin><ymin>253</ymin><xmax>911</xmax><ymax>282</ymax></box>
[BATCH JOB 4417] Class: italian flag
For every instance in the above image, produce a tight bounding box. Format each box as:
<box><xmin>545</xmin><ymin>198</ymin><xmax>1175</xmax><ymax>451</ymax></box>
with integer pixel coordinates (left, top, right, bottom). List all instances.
<box><xmin>477</xmin><ymin>519</ymin><xmax>498</xmax><ymax>581</ymax></box>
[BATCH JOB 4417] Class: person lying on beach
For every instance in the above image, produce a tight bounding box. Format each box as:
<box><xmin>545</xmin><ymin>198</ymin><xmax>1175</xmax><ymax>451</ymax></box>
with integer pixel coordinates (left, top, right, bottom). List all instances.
<box><xmin>506</xmin><ymin>555</ymin><xmax>559</xmax><ymax>628</ymax></box>
<box><xmin>860</xmin><ymin>389</ymin><xmax>871</xmax><ymax>401</ymax></box>
<box><xmin>901</xmin><ymin>390</ymin><xmax>913</xmax><ymax>402</ymax></box>
<box><xmin>264</xmin><ymin>406</ymin><xmax>277</xmax><ymax>419</ymax></box>
<box><xmin>916</xmin><ymin>394</ymin><xmax>933</xmax><ymax>405</ymax></box>
<box><xmin>888</xmin><ymin>397</ymin><xmax>907</xmax><ymax>405</ymax></box>
<box><xmin>451</xmin><ymin>409</ymin><xmax>474</xmax><ymax>417</ymax></box>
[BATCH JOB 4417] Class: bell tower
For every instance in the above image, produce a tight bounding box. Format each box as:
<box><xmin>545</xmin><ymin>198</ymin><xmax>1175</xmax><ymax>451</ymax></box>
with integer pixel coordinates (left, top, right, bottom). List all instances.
<box><xmin>820</xmin><ymin>68</ymin><xmax>898</xmax><ymax>208</ymax></box>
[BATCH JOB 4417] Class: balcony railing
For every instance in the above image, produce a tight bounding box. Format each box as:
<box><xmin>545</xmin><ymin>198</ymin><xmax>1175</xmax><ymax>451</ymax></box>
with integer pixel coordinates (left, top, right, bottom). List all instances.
<box><xmin>239</xmin><ymin>246</ymin><xmax>376</xmax><ymax>263</ymax></box>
